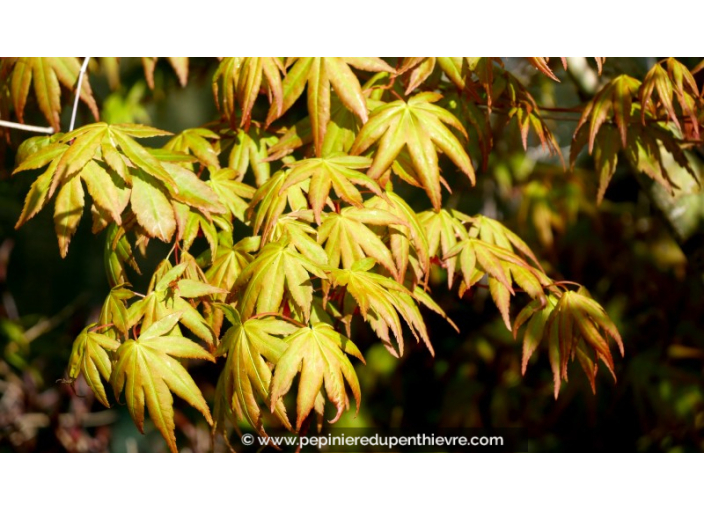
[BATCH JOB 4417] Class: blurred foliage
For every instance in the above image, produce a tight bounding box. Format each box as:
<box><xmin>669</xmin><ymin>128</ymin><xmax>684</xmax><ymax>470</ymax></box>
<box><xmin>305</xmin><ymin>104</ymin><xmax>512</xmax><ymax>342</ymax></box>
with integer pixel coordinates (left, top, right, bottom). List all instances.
<box><xmin>1</xmin><ymin>57</ymin><xmax>703</xmax><ymax>452</ymax></box>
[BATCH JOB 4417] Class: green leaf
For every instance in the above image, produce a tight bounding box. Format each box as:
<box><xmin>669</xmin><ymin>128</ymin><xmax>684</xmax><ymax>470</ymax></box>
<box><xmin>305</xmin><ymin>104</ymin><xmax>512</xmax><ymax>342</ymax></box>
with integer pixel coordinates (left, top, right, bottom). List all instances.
<box><xmin>213</xmin><ymin>57</ymin><xmax>284</xmax><ymax>128</ymax></box>
<box><xmin>67</xmin><ymin>325</ymin><xmax>121</xmax><ymax>407</ymax></box>
<box><xmin>351</xmin><ymin>92</ymin><xmax>474</xmax><ymax>210</ymax></box>
<box><xmin>110</xmin><ymin>125</ymin><xmax>176</xmax><ymax>189</ymax></box>
<box><xmin>13</xmin><ymin>143</ymin><xmax>67</xmax><ymax>174</ymax></box>
<box><xmin>329</xmin><ymin>261</ymin><xmax>431</xmax><ymax>357</ymax></box>
<box><xmin>248</xmin><ymin>170</ymin><xmax>308</xmax><ymax>242</ymax></box>
<box><xmin>466</xmin><ymin>214</ymin><xmax>544</xmax><ymax>269</ymax></box>
<box><xmin>142</xmin><ymin>58</ymin><xmax>190</xmax><ymax>89</ymax></box>
<box><xmin>81</xmin><ymin>160</ymin><xmax>130</xmax><ymax>224</ymax></box>
<box><xmin>514</xmin><ymin>291</ymin><xmax>623</xmax><ymax>398</ymax></box>
<box><xmin>641</xmin><ymin>58</ymin><xmax>701</xmax><ymax>137</ymax></box>
<box><xmin>365</xmin><ymin>189</ymin><xmax>430</xmax><ymax>282</ymax></box>
<box><xmin>54</xmin><ymin>175</ymin><xmax>84</xmax><ymax>258</ymax></box>
<box><xmin>99</xmin><ymin>284</ymin><xmax>134</xmax><ymax>335</ymax></box>
<box><xmin>228</xmin><ymin>126</ymin><xmax>278</xmax><ymax>186</ymax></box>
<box><xmin>215</xmin><ymin>306</ymin><xmax>295</xmax><ymax>434</ymax></box>
<box><xmin>318</xmin><ymin>206</ymin><xmax>406</xmax><ymax>279</ymax></box>
<box><xmin>270</xmin><ymin>322</ymin><xmax>364</xmax><ymax>431</ymax></box>
<box><xmin>163</xmin><ymin>162</ymin><xmax>226</xmax><ymax>215</ymax></box>
<box><xmin>204</xmin><ymin>235</ymin><xmax>259</xmax><ymax>294</ymax></box>
<box><xmin>575</xmin><ymin>75</ymin><xmax>641</xmax><ymax>151</ymax></box>
<box><xmin>15</xmin><ymin>165</ymin><xmax>54</xmax><ymax>229</ymax></box>
<box><xmin>129</xmin><ymin>169</ymin><xmax>176</xmax><ymax>243</ymax></box>
<box><xmin>207</xmin><ymin>167</ymin><xmax>255</xmax><ymax>223</ymax></box>
<box><xmin>267</xmin><ymin>57</ymin><xmax>394</xmax><ymax>156</ymax></box>
<box><xmin>104</xmin><ymin>224</ymin><xmax>141</xmax><ymax>287</ymax></box>
<box><xmin>164</xmin><ymin>128</ymin><xmax>221</xmax><ymax>168</ymax></box>
<box><xmin>592</xmin><ymin>125</ymin><xmax>621</xmax><ymax>204</ymax></box>
<box><xmin>8</xmin><ymin>57</ymin><xmax>99</xmax><ymax>131</ymax></box>
<box><xmin>418</xmin><ymin>209</ymin><xmax>467</xmax><ymax>287</ymax></box>
<box><xmin>281</xmin><ymin>155</ymin><xmax>380</xmax><ymax>224</ymax></box>
<box><xmin>111</xmin><ymin>313</ymin><xmax>215</xmax><ymax>452</ymax></box>
<box><xmin>235</xmin><ymin>237</ymin><xmax>327</xmax><ymax>322</ymax></box>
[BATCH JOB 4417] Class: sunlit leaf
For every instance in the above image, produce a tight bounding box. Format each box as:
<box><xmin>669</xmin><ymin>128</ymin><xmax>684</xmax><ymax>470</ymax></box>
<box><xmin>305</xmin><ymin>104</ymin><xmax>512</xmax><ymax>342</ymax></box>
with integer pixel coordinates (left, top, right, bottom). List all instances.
<box><xmin>351</xmin><ymin>92</ymin><xmax>475</xmax><ymax>209</ymax></box>
<box><xmin>215</xmin><ymin>305</ymin><xmax>295</xmax><ymax>434</ymax></box>
<box><xmin>270</xmin><ymin>322</ymin><xmax>364</xmax><ymax>431</ymax></box>
<box><xmin>67</xmin><ymin>324</ymin><xmax>121</xmax><ymax>407</ymax></box>
<box><xmin>8</xmin><ymin>57</ymin><xmax>98</xmax><ymax>131</ymax></box>
<box><xmin>266</xmin><ymin>57</ymin><xmax>395</xmax><ymax>156</ymax></box>
<box><xmin>111</xmin><ymin>312</ymin><xmax>215</xmax><ymax>452</ymax></box>
<box><xmin>329</xmin><ymin>259</ymin><xmax>432</xmax><ymax>357</ymax></box>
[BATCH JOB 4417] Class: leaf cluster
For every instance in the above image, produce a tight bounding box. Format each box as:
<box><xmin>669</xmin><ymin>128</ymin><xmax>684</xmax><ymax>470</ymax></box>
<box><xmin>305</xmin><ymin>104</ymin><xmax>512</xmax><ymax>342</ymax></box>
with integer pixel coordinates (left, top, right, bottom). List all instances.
<box><xmin>14</xmin><ymin>57</ymin><xmax>696</xmax><ymax>452</ymax></box>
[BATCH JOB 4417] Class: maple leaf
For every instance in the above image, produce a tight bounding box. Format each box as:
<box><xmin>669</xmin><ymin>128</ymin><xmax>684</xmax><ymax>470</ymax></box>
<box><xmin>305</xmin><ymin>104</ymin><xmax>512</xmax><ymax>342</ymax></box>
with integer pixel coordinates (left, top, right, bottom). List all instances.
<box><xmin>151</xmin><ymin>161</ymin><xmax>227</xmax><ymax>238</ymax></box>
<box><xmin>318</xmin><ymin>206</ymin><xmax>407</xmax><ymax>279</ymax></box>
<box><xmin>525</xmin><ymin>57</ymin><xmax>564</xmax><ymax>82</ymax></box>
<box><xmin>418</xmin><ymin>209</ymin><xmax>467</xmax><ymax>287</ymax></box>
<box><xmin>527</xmin><ymin>57</ymin><xmax>606</xmax><ymax>82</ymax></box>
<box><xmin>270</xmin><ymin>212</ymin><xmax>328</xmax><ymax>268</ymax></box>
<box><xmin>111</xmin><ymin>312</ymin><xmax>215</xmax><ymax>452</ymax></box>
<box><xmin>322</xmin><ymin>97</ymin><xmax>386</xmax><ymax>156</ymax></box>
<box><xmin>525</xmin><ymin>57</ymin><xmax>605</xmax><ymax>82</ymax></box>
<box><xmin>266</xmin><ymin>114</ymin><xmax>313</xmax><ymax>161</ymax></box>
<box><xmin>266</xmin><ymin>57</ymin><xmax>395</xmax><ymax>156</ymax></box>
<box><xmin>328</xmin><ymin>258</ymin><xmax>432</xmax><ymax>357</ymax></box>
<box><xmin>364</xmin><ymin>189</ymin><xmax>430</xmax><ymax>282</ymax></box>
<box><xmin>6</xmin><ymin>57</ymin><xmax>99</xmax><ymax>131</ymax></box>
<box><xmin>173</xmin><ymin>202</ymin><xmax>219</xmax><ymax>258</ymax></box>
<box><xmin>464</xmin><ymin>215</ymin><xmax>544</xmax><ymax>269</ymax></box>
<box><xmin>445</xmin><ymin>237</ymin><xmax>550</xmax><ymax>330</ymax></box>
<box><xmin>53</xmin><ymin>174</ymin><xmax>84</xmax><ymax>257</ymax></box>
<box><xmin>206</xmin><ymin>167</ymin><xmax>256</xmax><ymax>224</ymax></box>
<box><xmin>350</xmin><ymin>92</ymin><xmax>475</xmax><ymax>210</ymax></box>
<box><xmin>266</xmin><ymin>96</ymin><xmax>387</xmax><ymax>160</ymax></box>
<box><xmin>104</xmin><ymin>223</ymin><xmax>141</xmax><ymax>287</ymax></box>
<box><xmin>215</xmin><ymin>305</ymin><xmax>295</xmax><ymax>434</ymax></box>
<box><xmin>247</xmin><ymin>169</ymin><xmax>309</xmax><ymax>242</ymax></box>
<box><xmin>507</xmin><ymin>102</ymin><xmax>563</xmax><ymax>164</ymax></box>
<box><xmin>641</xmin><ymin>58</ymin><xmax>701</xmax><ymax>138</ymax></box>
<box><xmin>203</xmin><ymin>234</ymin><xmax>259</xmax><ymax>295</ymax></box>
<box><xmin>228</xmin><ymin>125</ymin><xmax>279</xmax><ymax>186</ymax></box>
<box><xmin>572</xmin><ymin>108</ymin><xmax>697</xmax><ymax>203</ymax></box>
<box><xmin>399</xmin><ymin>57</ymin><xmax>467</xmax><ymax>94</ymax></box>
<box><xmin>213</xmin><ymin>57</ymin><xmax>284</xmax><ymax>129</ymax></box>
<box><xmin>128</xmin><ymin>260</ymin><xmax>225</xmax><ymax>345</ymax></box>
<box><xmin>574</xmin><ymin>74</ymin><xmax>642</xmax><ymax>151</ymax></box>
<box><xmin>164</xmin><ymin>128</ymin><xmax>221</xmax><ymax>169</ymax></box>
<box><xmin>280</xmin><ymin>154</ymin><xmax>382</xmax><ymax>224</ymax></box>
<box><xmin>66</xmin><ymin>325</ymin><xmax>121</xmax><ymax>407</ymax></box>
<box><xmin>130</xmin><ymin>168</ymin><xmax>177</xmax><ymax>243</ymax></box>
<box><xmin>269</xmin><ymin>321</ymin><xmax>365</xmax><ymax>431</ymax></box>
<box><xmin>12</xmin><ymin>123</ymin><xmax>182</xmax><ymax>252</ymax></box>
<box><xmin>513</xmin><ymin>289</ymin><xmax>623</xmax><ymax>398</ymax></box>
<box><xmin>98</xmin><ymin>283</ymin><xmax>135</xmax><ymax>336</ymax></box>
<box><xmin>234</xmin><ymin>236</ymin><xmax>328</xmax><ymax>322</ymax></box>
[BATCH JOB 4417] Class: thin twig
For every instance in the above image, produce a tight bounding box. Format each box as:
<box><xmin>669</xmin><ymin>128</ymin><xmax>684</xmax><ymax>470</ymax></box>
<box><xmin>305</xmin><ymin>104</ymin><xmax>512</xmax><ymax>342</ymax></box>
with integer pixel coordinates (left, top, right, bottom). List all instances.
<box><xmin>68</xmin><ymin>57</ymin><xmax>91</xmax><ymax>132</ymax></box>
<box><xmin>0</xmin><ymin>119</ymin><xmax>54</xmax><ymax>134</ymax></box>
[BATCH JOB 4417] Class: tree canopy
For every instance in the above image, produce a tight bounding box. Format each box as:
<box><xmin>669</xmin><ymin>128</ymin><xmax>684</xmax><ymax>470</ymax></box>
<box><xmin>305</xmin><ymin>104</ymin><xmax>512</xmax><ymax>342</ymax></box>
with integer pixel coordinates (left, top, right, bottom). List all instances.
<box><xmin>1</xmin><ymin>57</ymin><xmax>703</xmax><ymax>453</ymax></box>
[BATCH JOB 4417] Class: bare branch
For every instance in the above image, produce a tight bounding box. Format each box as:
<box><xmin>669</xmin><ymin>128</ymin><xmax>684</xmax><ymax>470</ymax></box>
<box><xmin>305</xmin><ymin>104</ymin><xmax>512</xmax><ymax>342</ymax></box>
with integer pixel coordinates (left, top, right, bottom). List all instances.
<box><xmin>68</xmin><ymin>57</ymin><xmax>91</xmax><ymax>132</ymax></box>
<box><xmin>0</xmin><ymin>119</ymin><xmax>54</xmax><ymax>134</ymax></box>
